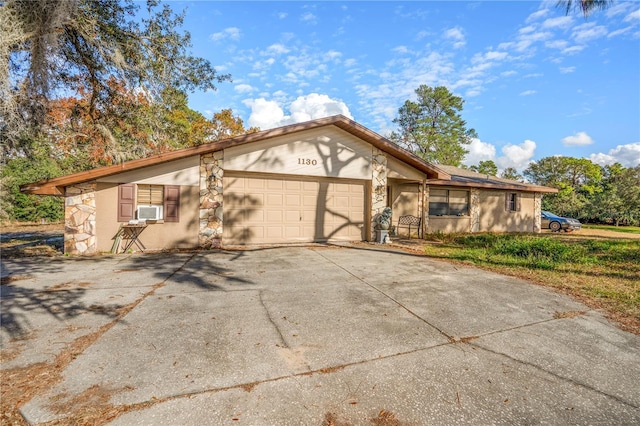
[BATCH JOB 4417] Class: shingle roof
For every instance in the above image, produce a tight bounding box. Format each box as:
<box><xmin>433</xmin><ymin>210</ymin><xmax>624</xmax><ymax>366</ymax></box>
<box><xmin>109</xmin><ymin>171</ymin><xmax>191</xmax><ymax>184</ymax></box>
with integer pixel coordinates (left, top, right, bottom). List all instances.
<box><xmin>429</xmin><ymin>164</ymin><xmax>555</xmax><ymax>193</ymax></box>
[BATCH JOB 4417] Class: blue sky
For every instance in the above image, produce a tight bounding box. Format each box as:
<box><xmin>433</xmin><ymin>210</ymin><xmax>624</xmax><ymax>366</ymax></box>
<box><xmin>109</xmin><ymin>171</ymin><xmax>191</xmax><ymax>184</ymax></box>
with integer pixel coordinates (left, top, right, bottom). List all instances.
<box><xmin>176</xmin><ymin>1</ymin><xmax>640</xmax><ymax>171</ymax></box>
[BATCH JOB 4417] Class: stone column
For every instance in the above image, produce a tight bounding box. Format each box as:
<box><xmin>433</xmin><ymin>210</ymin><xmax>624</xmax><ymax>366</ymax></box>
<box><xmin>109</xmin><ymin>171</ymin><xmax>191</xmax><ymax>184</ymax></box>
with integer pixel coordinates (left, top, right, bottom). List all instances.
<box><xmin>470</xmin><ymin>188</ymin><xmax>480</xmax><ymax>232</ymax></box>
<box><xmin>533</xmin><ymin>192</ymin><xmax>542</xmax><ymax>233</ymax></box>
<box><xmin>199</xmin><ymin>151</ymin><xmax>224</xmax><ymax>248</ymax></box>
<box><xmin>64</xmin><ymin>183</ymin><xmax>97</xmax><ymax>255</ymax></box>
<box><xmin>371</xmin><ymin>148</ymin><xmax>387</xmax><ymax>240</ymax></box>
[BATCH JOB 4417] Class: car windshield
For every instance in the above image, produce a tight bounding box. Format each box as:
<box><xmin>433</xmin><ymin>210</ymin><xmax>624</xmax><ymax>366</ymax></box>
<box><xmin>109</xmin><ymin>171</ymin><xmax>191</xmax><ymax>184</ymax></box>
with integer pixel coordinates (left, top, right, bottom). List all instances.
<box><xmin>542</xmin><ymin>211</ymin><xmax>561</xmax><ymax>218</ymax></box>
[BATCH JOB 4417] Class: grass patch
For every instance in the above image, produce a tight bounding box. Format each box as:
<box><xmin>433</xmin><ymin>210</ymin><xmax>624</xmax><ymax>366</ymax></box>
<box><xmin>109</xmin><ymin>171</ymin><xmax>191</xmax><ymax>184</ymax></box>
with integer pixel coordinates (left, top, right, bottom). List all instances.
<box><xmin>423</xmin><ymin>233</ymin><xmax>640</xmax><ymax>334</ymax></box>
<box><xmin>582</xmin><ymin>224</ymin><xmax>640</xmax><ymax>234</ymax></box>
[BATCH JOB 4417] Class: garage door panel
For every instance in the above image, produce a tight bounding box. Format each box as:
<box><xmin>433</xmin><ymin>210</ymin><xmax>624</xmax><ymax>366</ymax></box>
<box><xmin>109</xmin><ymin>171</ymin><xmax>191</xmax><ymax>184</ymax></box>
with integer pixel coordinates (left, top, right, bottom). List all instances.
<box><xmin>245</xmin><ymin>209</ymin><xmax>264</xmax><ymax>222</ymax></box>
<box><xmin>285</xmin><ymin>210</ymin><xmax>300</xmax><ymax>222</ymax></box>
<box><xmin>248</xmin><ymin>179</ymin><xmax>265</xmax><ymax>189</ymax></box>
<box><xmin>266</xmin><ymin>210</ymin><xmax>282</xmax><ymax>222</ymax></box>
<box><xmin>224</xmin><ymin>173</ymin><xmax>365</xmax><ymax>244</ymax></box>
<box><xmin>266</xmin><ymin>193</ymin><xmax>283</xmax><ymax>206</ymax></box>
<box><xmin>285</xmin><ymin>194</ymin><xmax>300</xmax><ymax>206</ymax></box>
<box><xmin>303</xmin><ymin>181</ymin><xmax>318</xmax><ymax>191</ymax></box>
<box><xmin>285</xmin><ymin>180</ymin><xmax>301</xmax><ymax>190</ymax></box>
<box><xmin>267</xmin><ymin>179</ymin><xmax>283</xmax><ymax>190</ymax></box>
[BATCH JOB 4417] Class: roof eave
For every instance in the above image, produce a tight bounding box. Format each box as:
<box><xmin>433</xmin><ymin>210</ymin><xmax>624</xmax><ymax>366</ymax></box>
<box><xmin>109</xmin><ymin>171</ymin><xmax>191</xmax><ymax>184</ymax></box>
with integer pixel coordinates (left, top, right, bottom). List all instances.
<box><xmin>427</xmin><ymin>179</ymin><xmax>558</xmax><ymax>193</ymax></box>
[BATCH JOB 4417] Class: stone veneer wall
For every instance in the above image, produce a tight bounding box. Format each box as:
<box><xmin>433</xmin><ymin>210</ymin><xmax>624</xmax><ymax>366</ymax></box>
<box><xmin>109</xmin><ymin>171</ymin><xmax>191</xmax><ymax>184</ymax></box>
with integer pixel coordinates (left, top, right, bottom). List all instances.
<box><xmin>64</xmin><ymin>183</ymin><xmax>97</xmax><ymax>255</ymax></box>
<box><xmin>199</xmin><ymin>151</ymin><xmax>224</xmax><ymax>248</ymax></box>
<box><xmin>420</xmin><ymin>184</ymin><xmax>429</xmax><ymax>235</ymax></box>
<box><xmin>371</xmin><ymin>148</ymin><xmax>388</xmax><ymax>239</ymax></box>
<box><xmin>533</xmin><ymin>192</ymin><xmax>542</xmax><ymax>233</ymax></box>
<box><xmin>470</xmin><ymin>189</ymin><xmax>481</xmax><ymax>232</ymax></box>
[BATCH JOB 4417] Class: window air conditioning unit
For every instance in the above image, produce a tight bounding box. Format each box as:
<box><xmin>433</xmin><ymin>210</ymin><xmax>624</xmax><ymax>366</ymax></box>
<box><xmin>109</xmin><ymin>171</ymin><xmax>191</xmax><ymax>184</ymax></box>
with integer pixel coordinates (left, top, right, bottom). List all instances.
<box><xmin>137</xmin><ymin>205</ymin><xmax>161</xmax><ymax>221</ymax></box>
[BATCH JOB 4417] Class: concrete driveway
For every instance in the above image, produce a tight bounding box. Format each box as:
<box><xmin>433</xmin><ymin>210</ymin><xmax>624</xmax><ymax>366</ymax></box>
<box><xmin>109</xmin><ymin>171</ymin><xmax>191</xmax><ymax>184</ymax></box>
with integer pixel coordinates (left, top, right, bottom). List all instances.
<box><xmin>1</xmin><ymin>246</ymin><xmax>639</xmax><ymax>425</ymax></box>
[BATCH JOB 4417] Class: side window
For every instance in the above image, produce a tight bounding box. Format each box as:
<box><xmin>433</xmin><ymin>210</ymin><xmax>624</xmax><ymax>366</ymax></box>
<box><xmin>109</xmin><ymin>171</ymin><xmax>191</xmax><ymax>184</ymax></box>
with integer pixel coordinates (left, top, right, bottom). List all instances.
<box><xmin>505</xmin><ymin>192</ymin><xmax>521</xmax><ymax>212</ymax></box>
<box><xmin>137</xmin><ymin>184</ymin><xmax>164</xmax><ymax>220</ymax></box>
<box><xmin>429</xmin><ymin>189</ymin><xmax>469</xmax><ymax>216</ymax></box>
<box><xmin>117</xmin><ymin>184</ymin><xmax>180</xmax><ymax>222</ymax></box>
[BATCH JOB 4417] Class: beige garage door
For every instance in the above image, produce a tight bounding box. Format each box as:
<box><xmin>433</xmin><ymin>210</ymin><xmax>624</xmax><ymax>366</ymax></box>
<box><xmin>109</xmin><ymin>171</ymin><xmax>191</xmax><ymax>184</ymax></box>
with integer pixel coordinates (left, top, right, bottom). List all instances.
<box><xmin>223</xmin><ymin>173</ymin><xmax>366</xmax><ymax>244</ymax></box>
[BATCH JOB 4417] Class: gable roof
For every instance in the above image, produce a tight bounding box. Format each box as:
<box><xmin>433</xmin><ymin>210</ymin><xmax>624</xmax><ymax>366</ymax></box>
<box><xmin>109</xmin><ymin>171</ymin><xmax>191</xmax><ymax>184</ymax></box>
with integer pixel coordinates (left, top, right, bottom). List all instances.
<box><xmin>20</xmin><ymin>115</ymin><xmax>555</xmax><ymax>195</ymax></box>
<box><xmin>21</xmin><ymin>115</ymin><xmax>447</xmax><ymax>195</ymax></box>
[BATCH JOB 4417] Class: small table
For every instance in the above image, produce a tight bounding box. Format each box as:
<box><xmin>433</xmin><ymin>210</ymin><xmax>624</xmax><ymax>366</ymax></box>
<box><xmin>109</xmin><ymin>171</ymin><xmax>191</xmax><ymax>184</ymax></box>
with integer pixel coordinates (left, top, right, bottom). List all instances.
<box><xmin>118</xmin><ymin>224</ymin><xmax>148</xmax><ymax>253</ymax></box>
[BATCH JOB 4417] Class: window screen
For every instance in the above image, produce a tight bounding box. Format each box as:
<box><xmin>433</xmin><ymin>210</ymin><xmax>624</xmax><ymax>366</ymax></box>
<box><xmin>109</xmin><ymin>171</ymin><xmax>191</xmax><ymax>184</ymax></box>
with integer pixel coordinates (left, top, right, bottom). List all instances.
<box><xmin>428</xmin><ymin>189</ymin><xmax>469</xmax><ymax>216</ymax></box>
<box><xmin>429</xmin><ymin>189</ymin><xmax>449</xmax><ymax>216</ymax></box>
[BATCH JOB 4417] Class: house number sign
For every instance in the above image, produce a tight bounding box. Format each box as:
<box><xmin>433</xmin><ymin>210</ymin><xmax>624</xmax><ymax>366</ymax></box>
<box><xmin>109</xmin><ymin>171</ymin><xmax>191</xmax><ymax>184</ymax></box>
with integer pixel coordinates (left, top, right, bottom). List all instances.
<box><xmin>298</xmin><ymin>158</ymin><xmax>318</xmax><ymax>166</ymax></box>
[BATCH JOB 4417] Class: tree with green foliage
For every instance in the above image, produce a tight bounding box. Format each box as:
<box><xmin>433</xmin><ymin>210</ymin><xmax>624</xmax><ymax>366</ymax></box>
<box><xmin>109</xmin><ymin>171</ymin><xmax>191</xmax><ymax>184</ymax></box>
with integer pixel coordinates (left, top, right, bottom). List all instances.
<box><xmin>500</xmin><ymin>167</ymin><xmax>523</xmax><ymax>182</ymax></box>
<box><xmin>0</xmin><ymin>0</ymin><xmax>230</xmax><ymax>156</ymax></box>
<box><xmin>469</xmin><ymin>160</ymin><xmax>498</xmax><ymax>176</ymax></box>
<box><xmin>589</xmin><ymin>164</ymin><xmax>640</xmax><ymax>226</ymax></box>
<box><xmin>524</xmin><ymin>156</ymin><xmax>602</xmax><ymax>219</ymax></box>
<box><xmin>0</xmin><ymin>141</ymin><xmax>68</xmax><ymax>221</ymax></box>
<box><xmin>389</xmin><ymin>85</ymin><xmax>477</xmax><ymax>166</ymax></box>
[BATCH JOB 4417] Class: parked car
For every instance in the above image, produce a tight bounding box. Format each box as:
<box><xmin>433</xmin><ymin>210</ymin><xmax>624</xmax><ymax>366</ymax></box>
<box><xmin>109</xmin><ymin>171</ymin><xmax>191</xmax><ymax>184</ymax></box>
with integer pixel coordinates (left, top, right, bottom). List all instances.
<box><xmin>541</xmin><ymin>210</ymin><xmax>581</xmax><ymax>232</ymax></box>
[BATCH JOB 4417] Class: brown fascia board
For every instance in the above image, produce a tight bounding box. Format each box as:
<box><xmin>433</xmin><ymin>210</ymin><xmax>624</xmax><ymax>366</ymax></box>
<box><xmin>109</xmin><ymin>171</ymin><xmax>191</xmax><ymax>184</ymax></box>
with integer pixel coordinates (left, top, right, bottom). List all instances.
<box><xmin>21</xmin><ymin>114</ymin><xmax>450</xmax><ymax>195</ymax></box>
<box><xmin>427</xmin><ymin>179</ymin><xmax>558</xmax><ymax>194</ymax></box>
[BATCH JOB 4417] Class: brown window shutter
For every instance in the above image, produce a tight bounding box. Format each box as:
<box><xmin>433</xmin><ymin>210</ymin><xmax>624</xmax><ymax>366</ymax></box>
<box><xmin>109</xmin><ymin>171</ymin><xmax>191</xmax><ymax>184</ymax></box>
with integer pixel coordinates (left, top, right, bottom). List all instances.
<box><xmin>516</xmin><ymin>193</ymin><xmax>522</xmax><ymax>212</ymax></box>
<box><xmin>118</xmin><ymin>183</ymin><xmax>135</xmax><ymax>222</ymax></box>
<box><xmin>164</xmin><ymin>185</ymin><xmax>180</xmax><ymax>222</ymax></box>
<box><xmin>504</xmin><ymin>192</ymin><xmax>510</xmax><ymax>211</ymax></box>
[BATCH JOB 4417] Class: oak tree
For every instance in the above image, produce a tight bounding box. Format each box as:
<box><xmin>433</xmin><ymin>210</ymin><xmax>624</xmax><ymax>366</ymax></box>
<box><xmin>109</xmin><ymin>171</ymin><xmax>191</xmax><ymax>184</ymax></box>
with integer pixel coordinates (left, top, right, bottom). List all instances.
<box><xmin>1</xmin><ymin>0</ymin><xmax>230</xmax><ymax>155</ymax></box>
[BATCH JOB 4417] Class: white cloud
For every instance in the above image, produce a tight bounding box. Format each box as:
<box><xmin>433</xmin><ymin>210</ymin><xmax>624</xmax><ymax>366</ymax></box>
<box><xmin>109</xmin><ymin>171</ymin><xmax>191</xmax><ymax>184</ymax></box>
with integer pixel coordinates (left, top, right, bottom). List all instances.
<box><xmin>265</xmin><ymin>43</ymin><xmax>290</xmax><ymax>55</ymax></box>
<box><xmin>526</xmin><ymin>9</ymin><xmax>549</xmax><ymax>23</ymax></box>
<box><xmin>463</xmin><ymin>138</ymin><xmax>496</xmax><ymax>166</ymax></box>
<box><xmin>624</xmin><ymin>8</ymin><xmax>640</xmax><ymax>22</ymax></box>
<box><xmin>545</xmin><ymin>39</ymin><xmax>569</xmax><ymax>49</ymax></box>
<box><xmin>542</xmin><ymin>16</ymin><xmax>573</xmax><ymax>29</ymax></box>
<box><xmin>300</xmin><ymin>12</ymin><xmax>316</xmax><ymax>23</ymax></box>
<box><xmin>497</xmin><ymin>140</ymin><xmax>537</xmax><ymax>170</ymax></box>
<box><xmin>608</xmin><ymin>27</ymin><xmax>633</xmax><ymax>38</ymax></box>
<box><xmin>210</xmin><ymin>27</ymin><xmax>241</xmax><ymax>42</ymax></box>
<box><xmin>589</xmin><ymin>143</ymin><xmax>640</xmax><ymax>167</ymax></box>
<box><xmin>443</xmin><ymin>27</ymin><xmax>466</xmax><ymax>49</ymax></box>
<box><xmin>562</xmin><ymin>131</ymin><xmax>593</xmax><ymax>146</ymax></box>
<box><xmin>244</xmin><ymin>93</ymin><xmax>353</xmax><ymax>129</ymax></box>
<box><xmin>324</xmin><ymin>50</ymin><xmax>342</xmax><ymax>61</ymax></box>
<box><xmin>463</xmin><ymin>139</ymin><xmax>537</xmax><ymax>172</ymax></box>
<box><xmin>520</xmin><ymin>90</ymin><xmax>536</xmax><ymax>96</ymax></box>
<box><xmin>562</xmin><ymin>45</ymin><xmax>586</xmax><ymax>55</ymax></box>
<box><xmin>484</xmin><ymin>51</ymin><xmax>508</xmax><ymax>61</ymax></box>
<box><xmin>234</xmin><ymin>84</ymin><xmax>255</xmax><ymax>94</ymax></box>
<box><xmin>277</xmin><ymin>12</ymin><xmax>288</xmax><ymax>19</ymax></box>
<box><xmin>501</xmin><ymin>70</ymin><xmax>517</xmax><ymax>77</ymax></box>
<box><xmin>572</xmin><ymin>23</ymin><xmax>608</xmax><ymax>43</ymax></box>
<box><xmin>559</xmin><ymin>66</ymin><xmax>576</xmax><ymax>74</ymax></box>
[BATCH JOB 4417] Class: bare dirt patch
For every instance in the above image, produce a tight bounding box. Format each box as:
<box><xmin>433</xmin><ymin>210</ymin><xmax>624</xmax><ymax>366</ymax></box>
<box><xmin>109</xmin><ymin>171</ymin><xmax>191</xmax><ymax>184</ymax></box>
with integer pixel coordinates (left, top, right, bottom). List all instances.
<box><xmin>552</xmin><ymin>227</ymin><xmax>640</xmax><ymax>240</ymax></box>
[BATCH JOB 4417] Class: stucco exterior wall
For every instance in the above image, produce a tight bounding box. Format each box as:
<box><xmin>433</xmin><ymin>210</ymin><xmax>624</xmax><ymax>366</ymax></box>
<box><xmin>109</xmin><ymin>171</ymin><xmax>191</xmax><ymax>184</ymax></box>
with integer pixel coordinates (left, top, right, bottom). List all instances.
<box><xmin>94</xmin><ymin>183</ymin><xmax>199</xmax><ymax>253</ymax></box>
<box><xmin>478</xmin><ymin>191</ymin><xmax>536</xmax><ymax>232</ymax></box>
<box><xmin>224</xmin><ymin>126</ymin><xmax>372</xmax><ymax>180</ymax></box>
<box><xmin>427</xmin><ymin>216</ymin><xmax>472</xmax><ymax>233</ymax></box>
